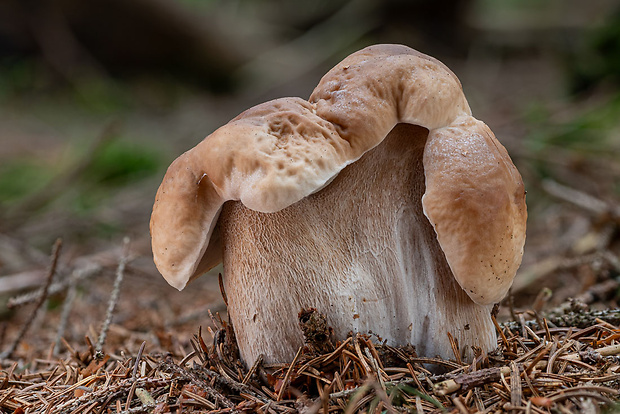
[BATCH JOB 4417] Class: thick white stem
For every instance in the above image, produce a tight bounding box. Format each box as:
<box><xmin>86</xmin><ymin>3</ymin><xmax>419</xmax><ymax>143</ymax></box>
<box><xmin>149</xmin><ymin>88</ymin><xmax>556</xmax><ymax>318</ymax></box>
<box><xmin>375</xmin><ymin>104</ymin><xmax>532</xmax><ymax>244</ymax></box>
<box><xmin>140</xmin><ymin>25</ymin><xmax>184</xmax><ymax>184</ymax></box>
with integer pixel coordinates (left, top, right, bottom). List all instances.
<box><xmin>220</xmin><ymin>124</ymin><xmax>496</xmax><ymax>366</ymax></box>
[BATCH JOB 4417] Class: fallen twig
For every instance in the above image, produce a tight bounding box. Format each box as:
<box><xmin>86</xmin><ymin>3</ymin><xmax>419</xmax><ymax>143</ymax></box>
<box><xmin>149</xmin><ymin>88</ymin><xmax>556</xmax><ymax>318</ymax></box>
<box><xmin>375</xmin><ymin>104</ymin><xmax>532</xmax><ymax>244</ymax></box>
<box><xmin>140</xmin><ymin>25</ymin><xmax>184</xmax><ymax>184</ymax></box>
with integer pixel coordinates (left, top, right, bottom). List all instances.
<box><xmin>1</xmin><ymin>239</ymin><xmax>62</xmax><ymax>359</ymax></box>
<box><xmin>542</xmin><ymin>179</ymin><xmax>620</xmax><ymax>220</ymax></box>
<box><xmin>54</xmin><ymin>271</ymin><xmax>79</xmax><ymax>355</ymax></box>
<box><xmin>6</xmin><ymin>262</ymin><xmax>102</xmax><ymax>306</ymax></box>
<box><xmin>95</xmin><ymin>237</ymin><xmax>130</xmax><ymax>359</ymax></box>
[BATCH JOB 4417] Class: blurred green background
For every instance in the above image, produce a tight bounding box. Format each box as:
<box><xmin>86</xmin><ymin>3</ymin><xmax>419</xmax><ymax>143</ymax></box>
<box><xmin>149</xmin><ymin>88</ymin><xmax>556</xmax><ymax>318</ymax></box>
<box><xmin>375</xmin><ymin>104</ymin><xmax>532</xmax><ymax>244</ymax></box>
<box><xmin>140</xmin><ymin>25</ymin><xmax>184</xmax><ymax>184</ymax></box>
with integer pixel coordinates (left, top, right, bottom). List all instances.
<box><xmin>0</xmin><ymin>0</ymin><xmax>619</xmax><ymax>279</ymax></box>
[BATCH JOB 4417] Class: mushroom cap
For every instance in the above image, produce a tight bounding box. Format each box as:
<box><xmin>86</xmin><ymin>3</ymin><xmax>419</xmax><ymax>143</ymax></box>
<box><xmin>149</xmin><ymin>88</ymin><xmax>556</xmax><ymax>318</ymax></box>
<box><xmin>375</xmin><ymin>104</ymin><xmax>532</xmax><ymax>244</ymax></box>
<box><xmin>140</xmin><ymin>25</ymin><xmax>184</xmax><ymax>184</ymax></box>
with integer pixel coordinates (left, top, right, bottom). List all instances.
<box><xmin>150</xmin><ymin>44</ymin><xmax>526</xmax><ymax>302</ymax></box>
<box><xmin>422</xmin><ymin>117</ymin><xmax>527</xmax><ymax>305</ymax></box>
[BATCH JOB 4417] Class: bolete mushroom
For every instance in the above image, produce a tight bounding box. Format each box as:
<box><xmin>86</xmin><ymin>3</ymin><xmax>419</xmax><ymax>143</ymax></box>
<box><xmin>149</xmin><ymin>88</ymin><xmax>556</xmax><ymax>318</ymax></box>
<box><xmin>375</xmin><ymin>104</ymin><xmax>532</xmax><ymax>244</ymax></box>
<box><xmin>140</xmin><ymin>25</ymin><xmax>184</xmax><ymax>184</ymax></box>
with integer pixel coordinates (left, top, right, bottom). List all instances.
<box><xmin>150</xmin><ymin>44</ymin><xmax>527</xmax><ymax>366</ymax></box>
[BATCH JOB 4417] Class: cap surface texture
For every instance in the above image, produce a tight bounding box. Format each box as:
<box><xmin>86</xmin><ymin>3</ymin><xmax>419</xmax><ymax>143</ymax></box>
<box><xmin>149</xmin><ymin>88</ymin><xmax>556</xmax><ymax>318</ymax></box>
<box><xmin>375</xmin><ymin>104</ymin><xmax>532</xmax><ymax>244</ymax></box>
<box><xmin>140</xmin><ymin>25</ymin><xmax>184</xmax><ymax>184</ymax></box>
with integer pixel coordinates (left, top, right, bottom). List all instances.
<box><xmin>150</xmin><ymin>44</ymin><xmax>527</xmax><ymax>306</ymax></box>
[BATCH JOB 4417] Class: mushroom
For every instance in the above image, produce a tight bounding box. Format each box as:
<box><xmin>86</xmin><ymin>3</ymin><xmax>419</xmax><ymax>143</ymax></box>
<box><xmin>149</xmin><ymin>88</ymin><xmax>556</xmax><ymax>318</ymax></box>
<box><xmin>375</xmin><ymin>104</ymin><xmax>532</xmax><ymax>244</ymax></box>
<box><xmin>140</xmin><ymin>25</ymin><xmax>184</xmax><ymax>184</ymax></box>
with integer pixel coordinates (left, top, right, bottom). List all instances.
<box><xmin>150</xmin><ymin>44</ymin><xmax>527</xmax><ymax>366</ymax></box>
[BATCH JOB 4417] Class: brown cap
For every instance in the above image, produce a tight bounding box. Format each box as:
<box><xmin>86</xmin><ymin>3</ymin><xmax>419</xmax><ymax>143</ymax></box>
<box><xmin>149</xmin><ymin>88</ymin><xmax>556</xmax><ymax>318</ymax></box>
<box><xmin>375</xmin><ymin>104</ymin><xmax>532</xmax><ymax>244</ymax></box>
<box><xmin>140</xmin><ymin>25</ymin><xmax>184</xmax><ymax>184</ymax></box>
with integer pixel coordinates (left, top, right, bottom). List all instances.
<box><xmin>422</xmin><ymin>116</ymin><xmax>527</xmax><ymax>305</ymax></box>
<box><xmin>150</xmin><ymin>97</ymin><xmax>354</xmax><ymax>289</ymax></box>
<box><xmin>150</xmin><ymin>44</ymin><xmax>526</xmax><ymax>300</ymax></box>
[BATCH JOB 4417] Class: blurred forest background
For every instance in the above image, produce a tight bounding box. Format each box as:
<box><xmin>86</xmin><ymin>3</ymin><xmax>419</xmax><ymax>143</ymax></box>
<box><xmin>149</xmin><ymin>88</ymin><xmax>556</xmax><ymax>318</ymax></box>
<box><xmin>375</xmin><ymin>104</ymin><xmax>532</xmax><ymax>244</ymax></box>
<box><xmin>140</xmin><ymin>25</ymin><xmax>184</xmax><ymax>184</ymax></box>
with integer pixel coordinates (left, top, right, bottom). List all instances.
<box><xmin>0</xmin><ymin>0</ymin><xmax>619</xmax><ymax>359</ymax></box>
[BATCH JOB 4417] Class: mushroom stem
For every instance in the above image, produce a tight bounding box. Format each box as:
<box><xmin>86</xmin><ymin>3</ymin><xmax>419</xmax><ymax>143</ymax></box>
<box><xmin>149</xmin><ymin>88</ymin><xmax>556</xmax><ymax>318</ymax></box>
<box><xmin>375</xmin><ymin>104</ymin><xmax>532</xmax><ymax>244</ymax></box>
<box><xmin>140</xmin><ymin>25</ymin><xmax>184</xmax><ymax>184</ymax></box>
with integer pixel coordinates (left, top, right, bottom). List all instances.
<box><xmin>220</xmin><ymin>124</ymin><xmax>495</xmax><ymax>365</ymax></box>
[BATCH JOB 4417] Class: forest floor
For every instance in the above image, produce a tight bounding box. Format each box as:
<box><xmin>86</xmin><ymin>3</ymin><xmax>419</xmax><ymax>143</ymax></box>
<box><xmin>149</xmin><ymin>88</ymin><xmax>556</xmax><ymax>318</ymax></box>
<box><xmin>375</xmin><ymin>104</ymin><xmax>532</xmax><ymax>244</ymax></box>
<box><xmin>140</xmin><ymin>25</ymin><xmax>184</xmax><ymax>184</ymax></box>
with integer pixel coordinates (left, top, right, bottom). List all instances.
<box><xmin>0</xmin><ymin>48</ymin><xmax>619</xmax><ymax>413</ymax></box>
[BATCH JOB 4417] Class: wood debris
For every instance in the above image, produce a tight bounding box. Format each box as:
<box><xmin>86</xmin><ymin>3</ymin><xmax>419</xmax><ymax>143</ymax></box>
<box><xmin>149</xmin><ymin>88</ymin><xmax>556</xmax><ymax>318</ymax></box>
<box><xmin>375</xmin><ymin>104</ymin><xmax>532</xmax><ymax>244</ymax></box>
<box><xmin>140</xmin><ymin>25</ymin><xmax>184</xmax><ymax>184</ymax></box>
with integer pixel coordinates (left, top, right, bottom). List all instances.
<box><xmin>1</xmin><ymin>309</ymin><xmax>619</xmax><ymax>413</ymax></box>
